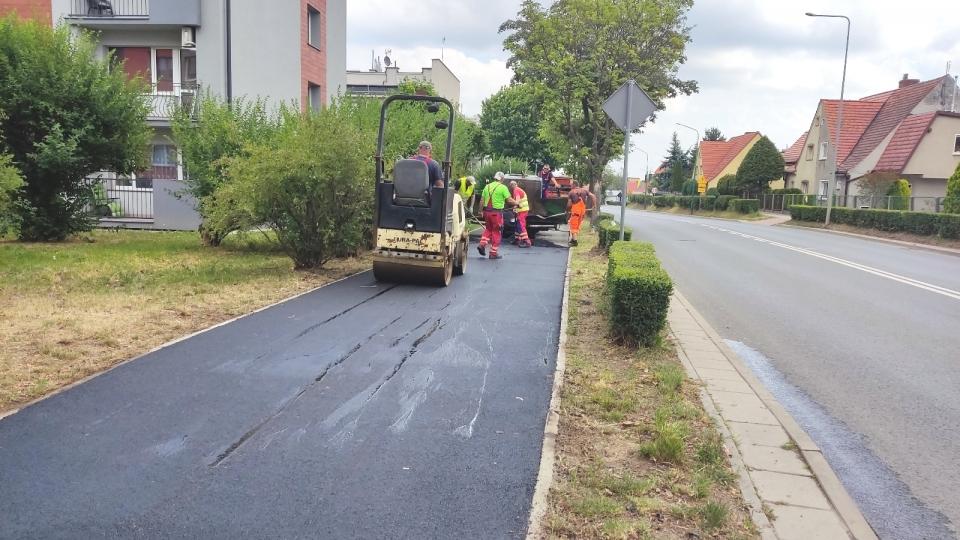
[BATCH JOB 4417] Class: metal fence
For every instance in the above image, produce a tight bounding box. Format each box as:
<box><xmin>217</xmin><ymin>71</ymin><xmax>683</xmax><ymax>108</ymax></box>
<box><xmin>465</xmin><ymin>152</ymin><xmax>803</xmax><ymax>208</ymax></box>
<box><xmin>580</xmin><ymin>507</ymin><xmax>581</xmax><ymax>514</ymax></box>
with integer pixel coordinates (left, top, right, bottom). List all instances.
<box><xmin>761</xmin><ymin>194</ymin><xmax>948</xmax><ymax>214</ymax></box>
<box><xmin>146</xmin><ymin>83</ymin><xmax>200</xmax><ymax>121</ymax></box>
<box><xmin>69</xmin><ymin>0</ymin><xmax>149</xmax><ymax>17</ymax></box>
<box><xmin>90</xmin><ymin>178</ymin><xmax>154</xmax><ymax>219</ymax></box>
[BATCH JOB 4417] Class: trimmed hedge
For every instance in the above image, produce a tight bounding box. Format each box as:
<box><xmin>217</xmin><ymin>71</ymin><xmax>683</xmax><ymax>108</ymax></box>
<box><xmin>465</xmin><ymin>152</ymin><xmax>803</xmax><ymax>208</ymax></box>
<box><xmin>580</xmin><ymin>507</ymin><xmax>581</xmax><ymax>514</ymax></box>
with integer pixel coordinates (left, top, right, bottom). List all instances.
<box><xmin>606</xmin><ymin>241</ymin><xmax>673</xmax><ymax>346</ymax></box>
<box><xmin>598</xmin><ymin>211</ymin><xmax>615</xmax><ymax>222</ymax></box>
<box><xmin>789</xmin><ymin>205</ymin><xmax>960</xmax><ymax>239</ymax></box>
<box><xmin>715</xmin><ymin>195</ymin><xmax>736</xmax><ymax>211</ymax></box>
<box><xmin>728</xmin><ymin>199</ymin><xmax>759</xmax><ymax>214</ymax></box>
<box><xmin>598</xmin><ymin>219</ymin><xmax>632</xmax><ymax>249</ymax></box>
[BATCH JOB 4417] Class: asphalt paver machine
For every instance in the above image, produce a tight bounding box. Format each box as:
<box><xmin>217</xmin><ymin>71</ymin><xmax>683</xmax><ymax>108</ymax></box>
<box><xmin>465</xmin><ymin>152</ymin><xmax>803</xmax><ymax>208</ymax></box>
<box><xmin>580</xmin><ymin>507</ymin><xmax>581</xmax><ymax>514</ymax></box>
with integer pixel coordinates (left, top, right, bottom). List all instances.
<box><xmin>372</xmin><ymin>95</ymin><xmax>469</xmax><ymax>286</ymax></box>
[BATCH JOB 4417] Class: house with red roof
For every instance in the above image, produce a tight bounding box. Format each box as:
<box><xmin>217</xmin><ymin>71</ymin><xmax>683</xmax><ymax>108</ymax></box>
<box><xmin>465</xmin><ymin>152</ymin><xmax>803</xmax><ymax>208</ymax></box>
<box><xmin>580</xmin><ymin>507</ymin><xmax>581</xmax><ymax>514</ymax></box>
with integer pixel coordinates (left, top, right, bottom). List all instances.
<box><xmin>789</xmin><ymin>74</ymin><xmax>960</xmax><ymax>208</ymax></box>
<box><xmin>692</xmin><ymin>132</ymin><xmax>778</xmax><ymax>190</ymax></box>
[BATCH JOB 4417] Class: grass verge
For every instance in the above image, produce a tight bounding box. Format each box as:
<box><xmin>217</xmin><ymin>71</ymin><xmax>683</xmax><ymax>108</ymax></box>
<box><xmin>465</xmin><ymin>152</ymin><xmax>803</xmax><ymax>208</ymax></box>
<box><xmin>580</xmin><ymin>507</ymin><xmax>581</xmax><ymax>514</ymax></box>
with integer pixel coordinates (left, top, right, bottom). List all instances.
<box><xmin>784</xmin><ymin>219</ymin><xmax>960</xmax><ymax>250</ymax></box>
<box><xmin>628</xmin><ymin>204</ymin><xmax>766</xmax><ymax>221</ymax></box>
<box><xmin>542</xmin><ymin>232</ymin><xmax>757</xmax><ymax>539</ymax></box>
<box><xmin>0</xmin><ymin>230</ymin><xmax>368</xmax><ymax>413</ymax></box>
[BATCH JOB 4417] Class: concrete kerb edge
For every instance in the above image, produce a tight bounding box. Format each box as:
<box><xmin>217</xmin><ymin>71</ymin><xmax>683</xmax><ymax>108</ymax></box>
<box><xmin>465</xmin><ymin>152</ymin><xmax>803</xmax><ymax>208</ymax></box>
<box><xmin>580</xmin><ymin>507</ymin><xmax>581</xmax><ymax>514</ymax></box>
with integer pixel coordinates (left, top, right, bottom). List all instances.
<box><xmin>777</xmin><ymin>222</ymin><xmax>960</xmax><ymax>257</ymax></box>
<box><xmin>525</xmin><ymin>247</ymin><xmax>572</xmax><ymax>539</ymax></box>
<box><xmin>0</xmin><ymin>269</ymin><xmax>374</xmax><ymax>422</ymax></box>
<box><xmin>673</xmin><ymin>335</ymin><xmax>777</xmax><ymax>540</ymax></box>
<box><xmin>671</xmin><ymin>290</ymin><xmax>878</xmax><ymax>540</ymax></box>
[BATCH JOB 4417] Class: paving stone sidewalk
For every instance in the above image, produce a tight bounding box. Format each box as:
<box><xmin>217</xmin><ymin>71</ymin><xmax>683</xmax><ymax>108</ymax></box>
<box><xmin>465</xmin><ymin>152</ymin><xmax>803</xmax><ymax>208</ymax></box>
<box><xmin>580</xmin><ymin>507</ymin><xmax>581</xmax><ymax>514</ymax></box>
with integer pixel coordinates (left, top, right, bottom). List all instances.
<box><xmin>668</xmin><ymin>292</ymin><xmax>878</xmax><ymax>540</ymax></box>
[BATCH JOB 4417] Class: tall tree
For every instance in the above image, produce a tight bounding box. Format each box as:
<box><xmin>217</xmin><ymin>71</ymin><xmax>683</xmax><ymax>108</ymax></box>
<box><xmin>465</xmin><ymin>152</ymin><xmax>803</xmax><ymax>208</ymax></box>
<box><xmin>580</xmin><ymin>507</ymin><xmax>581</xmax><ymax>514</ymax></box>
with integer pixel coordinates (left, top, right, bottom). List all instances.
<box><xmin>480</xmin><ymin>83</ymin><xmax>556</xmax><ymax>169</ymax></box>
<box><xmin>704</xmin><ymin>127</ymin><xmax>725</xmax><ymax>141</ymax></box>
<box><xmin>500</xmin><ymin>0</ymin><xmax>697</xmax><ymax>193</ymax></box>
<box><xmin>0</xmin><ymin>16</ymin><xmax>150</xmax><ymax>241</ymax></box>
<box><xmin>735</xmin><ymin>135</ymin><xmax>784</xmax><ymax>197</ymax></box>
<box><xmin>663</xmin><ymin>132</ymin><xmax>690</xmax><ymax>192</ymax></box>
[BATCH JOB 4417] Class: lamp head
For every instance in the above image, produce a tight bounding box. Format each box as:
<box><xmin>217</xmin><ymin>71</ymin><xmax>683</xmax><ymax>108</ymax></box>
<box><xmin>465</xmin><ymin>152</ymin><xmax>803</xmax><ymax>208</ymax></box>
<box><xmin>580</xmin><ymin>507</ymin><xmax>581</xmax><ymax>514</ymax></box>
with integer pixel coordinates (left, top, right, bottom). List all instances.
<box><xmin>805</xmin><ymin>12</ymin><xmax>816</xmax><ymax>16</ymax></box>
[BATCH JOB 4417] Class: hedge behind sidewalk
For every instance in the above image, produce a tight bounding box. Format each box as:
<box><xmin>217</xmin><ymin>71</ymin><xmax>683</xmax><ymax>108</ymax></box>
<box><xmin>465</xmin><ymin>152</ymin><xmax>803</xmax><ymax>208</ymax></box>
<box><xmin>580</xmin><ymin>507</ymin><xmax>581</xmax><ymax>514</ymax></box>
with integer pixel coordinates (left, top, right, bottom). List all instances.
<box><xmin>789</xmin><ymin>205</ymin><xmax>960</xmax><ymax>239</ymax></box>
<box><xmin>598</xmin><ymin>219</ymin><xmax>633</xmax><ymax>250</ymax></box>
<box><xmin>606</xmin><ymin>241</ymin><xmax>673</xmax><ymax>346</ymax></box>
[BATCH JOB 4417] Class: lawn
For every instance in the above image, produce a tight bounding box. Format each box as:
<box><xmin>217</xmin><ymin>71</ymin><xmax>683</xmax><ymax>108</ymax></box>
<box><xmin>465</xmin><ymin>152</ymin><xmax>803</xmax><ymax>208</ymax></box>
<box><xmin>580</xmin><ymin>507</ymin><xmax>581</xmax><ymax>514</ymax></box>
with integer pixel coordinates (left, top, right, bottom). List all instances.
<box><xmin>0</xmin><ymin>230</ymin><xmax>368</xmax><ymax>413</ymax></box>
<box><xmin>542</xmin><ymin>233</ymin><xmax>757</xmax><ymax>539</ymax></box>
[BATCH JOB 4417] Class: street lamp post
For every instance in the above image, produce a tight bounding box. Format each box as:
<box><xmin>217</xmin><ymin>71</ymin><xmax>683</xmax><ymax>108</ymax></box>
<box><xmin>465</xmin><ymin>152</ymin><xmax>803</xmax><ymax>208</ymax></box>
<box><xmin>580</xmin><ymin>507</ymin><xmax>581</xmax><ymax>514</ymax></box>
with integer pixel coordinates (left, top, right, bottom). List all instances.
<box><xmin>676</xmin><ymin>123</ymin><xmax>700</xmax><ymax>193</ymax></box>
<box><xmin>806</xmin><ymin>11</ymin><xmax>850</xmax><ymax>226</ymax></box>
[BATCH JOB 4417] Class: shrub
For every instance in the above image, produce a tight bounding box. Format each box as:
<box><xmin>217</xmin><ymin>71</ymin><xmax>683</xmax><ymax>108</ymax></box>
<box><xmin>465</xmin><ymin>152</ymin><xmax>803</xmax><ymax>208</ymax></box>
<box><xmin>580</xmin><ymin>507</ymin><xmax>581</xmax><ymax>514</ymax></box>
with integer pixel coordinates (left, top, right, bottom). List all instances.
<box><xmin>772</xmin><ymin>188</ymin><xmax>803</xmax><ymax>195</ymax></box>
<box><xmin>606</xmin><ymin>242</ymin><xmax>672</xmax><ymax>346</ymax></box>
<box><xmin>701</xmin><ymin>196</ymin><xmax>717</xmax><ymax>211</ymax></box>
<box><xmin>705</xmin><ymin>187</ymin><xmax>720</xmax><ymax>197</ymax></box>
<box><xmin>886</xmin><ymin>179</ymin><xmax>911</xmax><ymax>210</ymax></box>
<box><xmin>728</xmin><ymin>199</ymin><xmax>759</xmax><ymax>214</ymax></box>
<box><xmin>944</xmin><ymin>162</ymin><xmax>960</xmax><ymax>214</ymax></box>
<box><xmin>599</xmin><ymin>211</ymin><xmax>615</xmax><ymax>222</ymax></box>
<box><xmin>0</xmin><ymin>153</ymin><xmax>23</xmax><ymax>235</ymax></box>
<box><xmin>789</xmin><ymin>205</ymin><xmax>960</xmax><ymax>239</ymax></box>
<box><xmin>213</xmin><ymin>105</ymin><xmax>374</xmax><ymax>269</ymax></box>
<box><xmin>0</xmin><ymin>17</ymin><xmax>150</xmax><ymax>241</ymax></box>
<box><xmin>715</xmin><ymin>195</ymin><xmax>736</xmax><ymax>211</ymax></box>
<box><xmin>598</xmin><ymin>219</ymin><xmax>632</xmax><ymax>249</ymax></box>
<box><xmin>681</xmin><ymin>179</ymin><xmax>697</xmax><ymax>195</ymax></box>
<box><xmin>735</xmin><ymin>135</ymin><xmax>784</xmax><ymax>197</ymax></box>
<box><xmin>716</xmin><ymin>174</ymin><xmax>738</xmax><ymax>195</ymax></box>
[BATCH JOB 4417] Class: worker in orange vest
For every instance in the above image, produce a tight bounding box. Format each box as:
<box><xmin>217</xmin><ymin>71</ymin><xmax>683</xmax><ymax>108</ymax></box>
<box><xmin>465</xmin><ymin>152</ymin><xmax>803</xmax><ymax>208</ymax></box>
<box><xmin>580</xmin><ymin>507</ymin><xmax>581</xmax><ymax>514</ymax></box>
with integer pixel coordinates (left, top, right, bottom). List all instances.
<box><xmin>567</xmin><ymin>181</ymin><xmax>597</xmax><ymax>247</ymax></box>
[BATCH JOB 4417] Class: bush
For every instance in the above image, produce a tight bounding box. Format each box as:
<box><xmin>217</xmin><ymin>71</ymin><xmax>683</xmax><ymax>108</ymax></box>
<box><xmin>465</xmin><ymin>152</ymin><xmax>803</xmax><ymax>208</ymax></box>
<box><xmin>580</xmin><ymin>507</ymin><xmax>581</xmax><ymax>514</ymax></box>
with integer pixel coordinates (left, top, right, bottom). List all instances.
<box><xmin>598</xmin><ymin>219</ymin><xmax>632</xmax><ymax>249</ymax></box>
<box><xmin>728</xmin><ymin>199</ymin><xmax>759</xmax><ymax>214</ymax></box>
<box><xmin>681</xmin><ymin>179</ymin><xmax>697</xmax><ymax>195</ymax></box>
<box><xmin>705</xmin><ymin>187</ymin><xmax>720</xmax><ymax>197</ymax></box>
<box><xmin>213</xmin><ymin>105</ymin><xmax>374</xmax><ymax>269</ymax></box>
<box><xmin>701</xmin><ymin>196</ymin><xmax>717</xmax><ymax>211</ymax></box>
<box><xmin>944</xmin><ymin>162</ymin><xmax>960</xmax><ymax>214</ymax></box>
<box><xmin>789</xmin><ymin>205</ymin><xmax>960</xmax><ymax>239</ymax></box>
<box><xmin>0</xmin><ymin>153</ymin><xmax>23</xmax><ymax>235</ymax></box>
<box><xmin>886</xmin><ymin>179</ymin><xmax>911</xmax><ymax>211</ymax></box>
<box><xmin>0</xmin><ymin>16</ymin><xmax>150</xmax><ymax>241</ymax></box>
<box><xmin>606</xmin><ymin>242</ymin><xmax>673</xmax><ymax>346</ymax></box>
<box><xmin>715</xmin><ymin>195</ymin><xmax>736</xmax><ymax>211</ymax></box>
<box><xmin>773</xmin><ymin>188</ymin><xmax>803</xmax><ymax>195</ymax></box>
<box><xmin>716</xmin><ymin>174</ymin><xmax>738</xmax><ymax>196</ymax></box>
<box><xmin>599</xmin><ymin>211</ymin><xmax>615</xmax><ymax>222</ymax></box>
<box><xmin>735</xmin><ymin>135</ymin><xmax>784</xmax><ymax>197</ymax></box>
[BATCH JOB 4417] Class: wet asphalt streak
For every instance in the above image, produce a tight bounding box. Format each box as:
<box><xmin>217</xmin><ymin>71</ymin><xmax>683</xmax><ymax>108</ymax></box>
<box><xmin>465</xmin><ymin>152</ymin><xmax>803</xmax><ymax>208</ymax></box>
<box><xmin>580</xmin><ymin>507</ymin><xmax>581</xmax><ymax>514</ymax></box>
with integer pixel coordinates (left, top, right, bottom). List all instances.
<box><xmin>611</xmin><ymin>206</ymin><xmax>959</xmax><ymax>540</ymax></box>
<box><xmin>0</xmin><ymin>232</ymin><xmax>569</xmax><ymax>539</ymax></box>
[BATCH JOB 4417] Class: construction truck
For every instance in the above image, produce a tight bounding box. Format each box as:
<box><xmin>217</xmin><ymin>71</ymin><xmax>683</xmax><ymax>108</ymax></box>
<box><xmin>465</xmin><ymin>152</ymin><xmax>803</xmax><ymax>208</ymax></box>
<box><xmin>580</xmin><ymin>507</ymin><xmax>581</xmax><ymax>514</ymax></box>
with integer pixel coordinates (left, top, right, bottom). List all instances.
<box><xmin>372</xmin><ymin>95</ymin><xmax>469</xmax><ymax>287</ymax></box>
<box><xmin>476</xmin><ymin>173</ymin><xmax>575</xmax><ymax>239</ymax></box>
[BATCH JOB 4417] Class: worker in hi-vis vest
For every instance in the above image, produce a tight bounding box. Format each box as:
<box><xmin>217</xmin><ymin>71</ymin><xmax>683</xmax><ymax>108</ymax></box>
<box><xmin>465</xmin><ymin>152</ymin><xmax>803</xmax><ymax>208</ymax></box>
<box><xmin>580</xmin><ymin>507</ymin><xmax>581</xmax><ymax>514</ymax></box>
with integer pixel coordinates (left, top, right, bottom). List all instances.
<box><xmin>477</xmin><ymin>172</ymin><xmax>516</xmax><ymax>260</ymax></box>
<box><xmin>457</xmin><ymin>176</ymin><xmax>476</xmax><ymax>213</ymax></box>
<box><xmin>509</xmin><ymin>180</ymin><xmax>532</xmax><ymax>248</ymax></box>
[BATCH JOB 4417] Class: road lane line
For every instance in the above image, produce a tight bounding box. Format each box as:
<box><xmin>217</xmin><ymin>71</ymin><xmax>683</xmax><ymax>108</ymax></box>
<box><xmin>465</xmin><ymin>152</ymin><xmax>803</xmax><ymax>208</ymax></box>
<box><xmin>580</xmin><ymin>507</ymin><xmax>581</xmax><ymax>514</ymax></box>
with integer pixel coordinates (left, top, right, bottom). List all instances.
<box><xmin>688</xmin><ymin>222</ymin><xmax>960</xmax><ymax>302</ymax></box>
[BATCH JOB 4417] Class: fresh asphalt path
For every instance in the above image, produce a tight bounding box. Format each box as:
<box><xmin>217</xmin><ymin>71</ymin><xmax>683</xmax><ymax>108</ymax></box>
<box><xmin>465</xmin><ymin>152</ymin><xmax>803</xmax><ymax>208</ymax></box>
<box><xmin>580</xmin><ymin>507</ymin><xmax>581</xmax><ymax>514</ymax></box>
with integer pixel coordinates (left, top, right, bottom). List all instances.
<box><xmin>612</xmin><ymin>206</ymin><xmax>959</xmax><ymax>539</ymax></box>
<box><xmin>0</xmin><ymin>232</ymin><xmax>568</xmax><ymax>539</ymax></box>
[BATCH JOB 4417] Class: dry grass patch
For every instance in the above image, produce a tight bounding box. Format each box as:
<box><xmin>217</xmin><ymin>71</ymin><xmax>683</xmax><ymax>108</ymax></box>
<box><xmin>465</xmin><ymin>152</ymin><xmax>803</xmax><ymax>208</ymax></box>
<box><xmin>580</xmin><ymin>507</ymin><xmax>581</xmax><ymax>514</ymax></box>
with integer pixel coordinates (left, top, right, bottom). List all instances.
<box><xmin>0</xmin><ymin>230</ymin><xmax>368</xmax><ymax>412</ymax></box>
<box><xmin>542</xmin><ymin>233</ymin><xmax>757</xmax><ymax>539</ymax></box>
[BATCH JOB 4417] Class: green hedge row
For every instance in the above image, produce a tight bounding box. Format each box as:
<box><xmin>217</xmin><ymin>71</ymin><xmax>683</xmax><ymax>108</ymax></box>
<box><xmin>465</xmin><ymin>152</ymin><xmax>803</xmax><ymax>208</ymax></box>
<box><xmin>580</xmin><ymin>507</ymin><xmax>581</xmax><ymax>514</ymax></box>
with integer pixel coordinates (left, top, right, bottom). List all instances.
<box><xmin>598</xmin><ymin>219</ymin><xmax>632</xmax><ymax>249</ymax></box>
<box><xmin>789</xmin><ymin>205</ymin><xmax>960</xmax><ymax>239</ymax></box>
<box><xmin>728</xmin><ymin>199</ymin><xmax>759</xmax><ymax>214</ymax></box>
<box><xmin>606</xmin><ymin>242</ymin><xmax>673</xmax><ymax>346</ymax></box>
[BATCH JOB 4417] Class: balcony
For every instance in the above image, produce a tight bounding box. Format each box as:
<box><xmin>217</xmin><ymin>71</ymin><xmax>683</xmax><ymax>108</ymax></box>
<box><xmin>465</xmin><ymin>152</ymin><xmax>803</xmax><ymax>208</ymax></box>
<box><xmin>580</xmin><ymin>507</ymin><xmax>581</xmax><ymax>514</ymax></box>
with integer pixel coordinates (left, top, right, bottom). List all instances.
<box><xmin>69</xmin><ymin>0</ymin><xmax>149</xmax><ymax>19</ymax></box>
<box><xmin>66</xmin><ymin>0</ymin><xmax>200</xmax><ymax>26</ymax></box>
<box><xmin>145</xmin><ymin>82</ymin><xmax>200</xmax><ymax>123</ymax></box>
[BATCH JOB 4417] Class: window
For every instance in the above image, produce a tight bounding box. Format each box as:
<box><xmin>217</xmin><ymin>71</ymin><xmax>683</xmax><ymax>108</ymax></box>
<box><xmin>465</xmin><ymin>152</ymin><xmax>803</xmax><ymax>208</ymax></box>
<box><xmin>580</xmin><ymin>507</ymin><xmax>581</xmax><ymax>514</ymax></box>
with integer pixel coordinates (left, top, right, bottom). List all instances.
<box><xmin>155</xmin><ymin>49</ymin><xmax>174</xmax><ymax>92</ymax></box>
<box><xmin>150</xmin><ymin>144</ymin><xmax>178</xmax><ymax>182</ymax></box>
<box><xmin>805</xmin><ymin>144</ymin><xmax>814</xmax><ymax>161</ymax></box>
<box><xmin>819</xmin><ymin>180</ymin><xmax>829</xmax><ymax>198</ymax></box>
<box><xmin>308</xmin><ymin>6</ymin><xmax>321</xmax><ymax>48</ymax></box>
<box><xmin>801</xmin><ymin>180</ymin><xmax>809</xmax><ymax>194</ymax></box>
<box><xmin>819</xmin><ymin>142</ymin><xmax>828</xmax><ymax>161</ymax></box>
<box><xmin>308</xmin><ymin>83</ymin><xmax>322</xmax><ymax>112</ymax></box>
<box><xmin>954</xmin><ymin>134</ymin><xmax>960</xmax><ymax>155</ymax></box>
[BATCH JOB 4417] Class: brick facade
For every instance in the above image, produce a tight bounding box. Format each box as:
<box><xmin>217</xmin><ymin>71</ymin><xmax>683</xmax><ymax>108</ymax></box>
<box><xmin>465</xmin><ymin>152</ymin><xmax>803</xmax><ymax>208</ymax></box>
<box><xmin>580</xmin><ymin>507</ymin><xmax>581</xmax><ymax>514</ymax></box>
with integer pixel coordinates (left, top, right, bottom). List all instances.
<box><xmin>300</xmin><ymin>0</ymin><xmax>327</xmax><ymax>109</ymax></box>
<box><xmin>0</xmin><ymin>0</ymin><xmax>51</xmax><ymax>24</ymax></box>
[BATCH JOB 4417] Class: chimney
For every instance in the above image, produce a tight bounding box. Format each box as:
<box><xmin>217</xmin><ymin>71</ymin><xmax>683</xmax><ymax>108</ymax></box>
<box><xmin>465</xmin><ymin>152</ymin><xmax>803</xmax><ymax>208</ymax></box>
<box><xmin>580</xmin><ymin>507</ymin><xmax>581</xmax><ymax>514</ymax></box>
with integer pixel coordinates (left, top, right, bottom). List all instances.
<box><xmin>899</xmin><ymin>73</ymin><xmax>920</xmax><ymax>88</ymax></box>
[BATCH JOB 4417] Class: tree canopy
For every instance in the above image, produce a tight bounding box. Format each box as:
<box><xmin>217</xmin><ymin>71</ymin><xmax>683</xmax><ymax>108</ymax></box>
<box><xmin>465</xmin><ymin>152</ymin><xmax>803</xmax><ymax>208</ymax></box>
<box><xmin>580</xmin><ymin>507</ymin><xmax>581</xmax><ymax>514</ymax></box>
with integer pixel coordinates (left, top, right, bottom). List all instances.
<box><xmin>704</xmin><ymin>127</ymin><xmax>725</xmax><ymax>141</ymax></box>
<box><xmin>735</xmin><ymin>135</ymin><xmax>783</xmax><ymax>197</ymax></box>
<box><xmin>500</xmin><ymin>0</ymin><xmax>697</xmax><ymax>191</ymax></box>
<box><xmin>944</xmin><ymin>162</ymin><xmax>960</xmax><ymax>214</ymax></box>
<box><xmin>0</xmin><ymin>16</ymin><xmax>150</xmax><ymax>240</ymax></box>
<box><xmin>480</xmin><ymin>83</ymin><xmax>556</xmax><ymax>170</ymax></box>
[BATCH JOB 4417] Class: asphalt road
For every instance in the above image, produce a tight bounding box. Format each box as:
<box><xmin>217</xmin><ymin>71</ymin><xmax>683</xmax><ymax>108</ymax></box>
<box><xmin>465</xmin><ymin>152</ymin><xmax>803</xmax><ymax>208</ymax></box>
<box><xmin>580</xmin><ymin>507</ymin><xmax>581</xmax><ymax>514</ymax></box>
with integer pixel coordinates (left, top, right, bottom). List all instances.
<box><xmin>613</xmin><ymin>207</ymin><xmax>960</xmax><ymax>540</ymax></box>
<box><xmin>0</xmin><ymin>232</ymin><xmax>569</xmax><ymax>539</ymax></box>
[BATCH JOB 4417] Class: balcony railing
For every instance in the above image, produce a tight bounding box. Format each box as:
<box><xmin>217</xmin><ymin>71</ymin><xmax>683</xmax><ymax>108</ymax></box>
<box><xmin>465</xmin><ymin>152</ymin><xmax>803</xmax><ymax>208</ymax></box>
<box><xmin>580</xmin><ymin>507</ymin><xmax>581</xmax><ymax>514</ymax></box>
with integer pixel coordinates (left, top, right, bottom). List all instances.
<box><xmin>145</xmin><ymin>82</ymin><xmax>200</xmax><ymax>121</ymax></box>
<box><xmin>69</xmin><ymin>0</ymin><xmax>149</xmax><ymax>18</ymax></box>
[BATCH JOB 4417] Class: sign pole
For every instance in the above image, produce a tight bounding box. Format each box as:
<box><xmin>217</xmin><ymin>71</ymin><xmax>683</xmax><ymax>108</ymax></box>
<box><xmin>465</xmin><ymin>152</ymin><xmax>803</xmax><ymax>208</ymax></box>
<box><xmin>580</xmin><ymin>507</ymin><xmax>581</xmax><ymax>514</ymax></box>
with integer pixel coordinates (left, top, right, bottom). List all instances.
<box><xmin>619</xmin><ymin>81</ymin><xmax>633</xmax><ymax>241</ymax></box>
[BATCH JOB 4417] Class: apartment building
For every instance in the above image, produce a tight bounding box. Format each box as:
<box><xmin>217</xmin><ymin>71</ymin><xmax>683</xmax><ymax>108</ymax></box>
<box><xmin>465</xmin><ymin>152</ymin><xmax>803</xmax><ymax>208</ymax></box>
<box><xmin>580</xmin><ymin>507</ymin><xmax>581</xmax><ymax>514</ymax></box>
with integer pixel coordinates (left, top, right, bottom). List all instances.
<box><xmin>43</xmin><ymin>0</ymin><xmax>347</xmax><ymax>229</ymax></box>
<box><xmin>346</xmin><ymin>58</ymin><xmax>461</xmax><ymax>111</ymax></box>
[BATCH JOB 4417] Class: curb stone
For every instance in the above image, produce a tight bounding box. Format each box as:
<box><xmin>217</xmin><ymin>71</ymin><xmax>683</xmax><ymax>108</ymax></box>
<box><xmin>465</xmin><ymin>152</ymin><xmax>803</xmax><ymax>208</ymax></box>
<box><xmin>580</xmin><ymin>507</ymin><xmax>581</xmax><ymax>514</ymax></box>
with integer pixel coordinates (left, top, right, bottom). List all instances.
<box><xmin>670</xmin><ymin>290</ymin><xmax>878</xmax><ymax>540</ymax></box>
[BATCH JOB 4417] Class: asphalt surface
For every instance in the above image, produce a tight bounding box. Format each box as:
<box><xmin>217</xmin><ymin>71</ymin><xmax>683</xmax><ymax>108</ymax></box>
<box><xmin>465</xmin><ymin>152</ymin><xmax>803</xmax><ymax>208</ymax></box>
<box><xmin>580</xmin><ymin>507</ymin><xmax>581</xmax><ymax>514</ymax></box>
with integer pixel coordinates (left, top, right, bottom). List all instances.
<box><xmin>612</xmin><ymin>206</ymin><xmax>959</xmax><ymax>540</ymax></box>
<box><xmin>0</xmin><ymin>232</ymin><xmax>569</xmax><ymax>539</ymax></box>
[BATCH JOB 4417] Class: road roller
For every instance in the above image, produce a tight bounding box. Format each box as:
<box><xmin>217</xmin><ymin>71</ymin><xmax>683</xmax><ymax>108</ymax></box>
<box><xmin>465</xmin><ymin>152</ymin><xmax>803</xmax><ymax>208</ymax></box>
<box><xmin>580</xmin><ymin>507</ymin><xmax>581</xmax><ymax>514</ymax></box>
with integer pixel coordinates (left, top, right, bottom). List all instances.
<box><xmin>372</xmin><ymin>95</ymin><xmax>468</xmax><ymax>286</ymax></box>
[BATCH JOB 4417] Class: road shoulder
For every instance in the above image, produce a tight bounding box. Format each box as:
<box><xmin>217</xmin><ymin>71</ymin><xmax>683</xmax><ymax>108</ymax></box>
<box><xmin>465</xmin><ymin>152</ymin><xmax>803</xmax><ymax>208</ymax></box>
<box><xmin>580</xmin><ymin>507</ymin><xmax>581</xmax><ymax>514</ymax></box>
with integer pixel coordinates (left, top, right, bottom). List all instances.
<box><xmin>669</xmin><ymin>290</ymin><xmax>878</xmax><ymax>540</ymax></box>
<box><xmin>777</xmin><ymin>220</ymin><xmax>960</xmax><ymax>257</ymax></box>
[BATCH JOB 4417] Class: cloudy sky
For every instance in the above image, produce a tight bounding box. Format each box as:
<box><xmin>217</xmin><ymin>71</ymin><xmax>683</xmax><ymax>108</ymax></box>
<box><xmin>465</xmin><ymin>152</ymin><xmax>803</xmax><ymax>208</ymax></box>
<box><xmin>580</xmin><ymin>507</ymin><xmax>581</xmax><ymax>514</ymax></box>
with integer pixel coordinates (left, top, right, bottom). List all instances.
<box><xmin>346</xmin><ymin>0</ymin><xmax>960</xmax><ymax>178</ymax></box>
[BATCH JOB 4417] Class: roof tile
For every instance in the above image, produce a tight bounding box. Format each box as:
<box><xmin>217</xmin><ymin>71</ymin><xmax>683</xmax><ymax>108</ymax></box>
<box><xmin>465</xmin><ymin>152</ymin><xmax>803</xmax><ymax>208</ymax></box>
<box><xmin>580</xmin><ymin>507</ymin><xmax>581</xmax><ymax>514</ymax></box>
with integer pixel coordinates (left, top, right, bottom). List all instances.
<box><xmin>782</xmin><ymin>132</ymin><xmax>808</xmax><ymax>164</ymax></box>
<box><xmin>700</xmin><ymin>132</ymin><xmax>759</xmax><ymax>182</ymax></box>
<box><xmin>821</xmin><ymin>100</ymin><xmax>884</xmax><ymax>166</ymax></box>
<box><xmin>873</xmin><ymin>112</ymin><xmax>938</xmax><ymax>172</ymax></box>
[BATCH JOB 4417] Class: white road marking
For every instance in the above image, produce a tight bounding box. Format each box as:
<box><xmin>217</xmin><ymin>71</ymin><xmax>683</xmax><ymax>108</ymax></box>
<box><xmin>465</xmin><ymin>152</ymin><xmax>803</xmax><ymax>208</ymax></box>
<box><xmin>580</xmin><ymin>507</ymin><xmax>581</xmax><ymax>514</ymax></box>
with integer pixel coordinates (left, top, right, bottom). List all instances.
<box><xmin>685</xmin><ymin>220</ymin><xmax>960</xmax><ymax>302</ymax></box>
